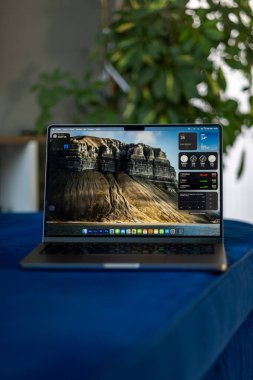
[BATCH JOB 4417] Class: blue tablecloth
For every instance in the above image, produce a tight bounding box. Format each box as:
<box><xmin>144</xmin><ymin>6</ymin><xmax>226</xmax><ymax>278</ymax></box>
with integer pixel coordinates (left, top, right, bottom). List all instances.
<box><xmin>0</xmin><ymin>213</ymin><xmax>253</xmax><ymax>380</ymax></box>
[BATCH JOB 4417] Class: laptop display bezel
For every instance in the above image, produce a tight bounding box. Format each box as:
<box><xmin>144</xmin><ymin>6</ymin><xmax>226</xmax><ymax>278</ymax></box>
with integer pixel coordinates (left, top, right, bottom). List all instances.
<box><xmin>43</xmin><ymin>124</ymin><xmax>223</xmax><ymax>244</ymax></box>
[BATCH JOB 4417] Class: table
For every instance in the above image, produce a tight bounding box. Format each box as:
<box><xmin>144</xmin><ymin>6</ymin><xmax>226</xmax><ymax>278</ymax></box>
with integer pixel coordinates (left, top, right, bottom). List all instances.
<box><xmin>1</xmin><ymin>213</ymin><xmax>253</xmax><ymax>380</ymax></box>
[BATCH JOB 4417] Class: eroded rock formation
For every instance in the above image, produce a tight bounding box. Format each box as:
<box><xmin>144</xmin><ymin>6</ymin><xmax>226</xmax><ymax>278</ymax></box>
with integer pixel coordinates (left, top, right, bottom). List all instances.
<box><xmin>58</xmin><ymin>136</ymin><xmax>177</xmax><ymax>185</ymax></box>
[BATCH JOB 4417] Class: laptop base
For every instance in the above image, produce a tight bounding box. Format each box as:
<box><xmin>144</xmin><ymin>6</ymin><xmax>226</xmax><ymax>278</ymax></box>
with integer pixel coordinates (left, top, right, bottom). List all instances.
<box><xmin>20</xmin><ymin>243</ymin><xmax>227</xmax><ymax>272</ymax></box>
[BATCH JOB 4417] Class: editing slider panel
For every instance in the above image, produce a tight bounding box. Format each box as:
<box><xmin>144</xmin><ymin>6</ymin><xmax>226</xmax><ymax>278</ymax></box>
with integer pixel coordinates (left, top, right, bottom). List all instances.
<box><xmin>179</xmin><ymin>172</ymin><xmax>218</xmax><ymax>190</ymax></box>
<box><xmin>178</xmin><ymin>192</ymin><xmax>218</xmax><ymax>210</ymax></box>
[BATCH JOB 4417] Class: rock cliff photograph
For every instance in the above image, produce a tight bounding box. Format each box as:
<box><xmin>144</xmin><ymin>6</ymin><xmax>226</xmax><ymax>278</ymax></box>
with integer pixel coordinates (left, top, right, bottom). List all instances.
<box><xmin>47</xmin><ymin>135</ymin><xmax>208</xmax><ymax>224</ymax></box>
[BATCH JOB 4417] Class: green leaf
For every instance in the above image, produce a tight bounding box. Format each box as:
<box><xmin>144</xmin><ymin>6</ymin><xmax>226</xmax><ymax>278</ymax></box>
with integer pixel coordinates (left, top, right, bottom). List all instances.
<box><xmin>142</xmin><ymin>54</ymin><xmax>155</xmax><ymax>66</ymax></box>
<box><xmin>198</xmin><ymin>36</ymin><xmax>213</xmax><ymax>55</ymax></box>
<box><xmin>177</xmin><ymin>69</ymin><xmax>198</xmax><ymax>98</ymax></box>
<box><xmin>142</xmin><ymin>86</ymin><xmax>151</xmax><ymax>100</ymax></box>
<box><xmin>176</xmin><ymin>54</ymin><xmax>193</xmax><ymax>66</ymax></box>
<box><xmin>204</xmin><ymin>28</ymin><xmax>224</xmax><ymax>42</ymax></box>
<box><xmin>117</xmin><ymin>47</ymin><xmax>139</xmax><ymax>69</ymax></box>
<box><xmin>149</xmin><ymin>0</ymin><xmax>170</xmax><ymax>11</ymax></box>
<box><xmin>166</xmin><ymin>71</ymin><xmax>173</xmax><ymax>99</ymax></box>
<box><xmin>146</xmin><ymin>19</ymin><xmax>164</xmax><ymax>38</ymax></box>
<box><xmin>206</xmin><ymin>73</ymin><xmax>220</xmax><ymax>96</ymax></box>
<box><xmin>137</xmin><ymin>103</ymin><xmax>156</xmax><ymax>123</ymax></box>
<box><xmin>115</xmin><ymin>22</ymin><xmax>135</xmax><ymax>33</ymax></box>
<box><xmin>166</xmin><ymin>71</ymin><xmax>181</xmax><ymax>103</ymax></box>
<box><xmin>168</xmin><ymin>108</ymin><xmax>179</xmax><ymax>123</ymax></box>
<box><xmin>226</xmin><ymin>45</ymin><xmax>240</xmax><ymax>56</ymax></box>
<box><xmin>111</xmin><ymin>50</ymin><xmax>123</xmax><ymax>63</ymax></box>
<box><xmin>159</xmin><ymin>114</ymin><xmax>168</xmax><ymax>123</ymax></box>
<box><xmin>179</xmin><ymin>28</ymin><xmax>192</xmax><ymax>43</ymax></box>
<box><xmin>217</xmin><ymin>67</ymin><xmax>227</xmax><ymax>91</ymax></box>
<box><xmin>237</xmin><ymin>150</ymin><xmax>245</xmax><ymax>178</ymax></box>
<box><xmin>118</xmin><ymin>37</ymin><xmax>138</xmax><ymax>49</ymax></box>
<box><xmin>183</xmin><ymin>36</ymin><xmax>195</xmax><ymax>52</ymax></box>
<box><xmin>146</xmin><ymin>43</ymin><xmax>162</xmax><ymax>60</ymax></box>
<box><xmin>220</xmin><ymin>99</ymin><xmax>238</xmax><ymax>113</ymax></box>
<box><xmin>225</xmin><ymin>58</ymin><xmax>243</xmax><ymax>70</ymax></box>
<box><xmin>143</xmin><ymin>109</ymin><xmax>156</xmax><ymax>123</ymax></box>
<box><xmin>152</xmin><ymin>71</ymin><xmax>166</xmax><ymax>99</ymax></box>
<box><xmin>138</xmin><ymin>68</ymin><xmax>155</xmax><ymax>85</ymax></box>
<box><xmin>123</xmin><ymin>103</ymin><xmax>135</xmax><ymax>119</ymax></box>
<box><xmin>250</xmin><ymin>96</ymin><xmax>253</xmax><ymax>114</ymax></box>
<box><xmin>129</xmin><ymin>0</ymin><xmax>140</xmax><ymax>9</ymax></box>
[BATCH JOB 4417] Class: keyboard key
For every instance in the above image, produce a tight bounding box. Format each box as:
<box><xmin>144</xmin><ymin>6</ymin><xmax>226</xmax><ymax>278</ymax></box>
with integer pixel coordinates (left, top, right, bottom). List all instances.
<box><xmin>41</xmin><ymin>243</ymin><xmax>214</xmax><ymax>256</ymax></box>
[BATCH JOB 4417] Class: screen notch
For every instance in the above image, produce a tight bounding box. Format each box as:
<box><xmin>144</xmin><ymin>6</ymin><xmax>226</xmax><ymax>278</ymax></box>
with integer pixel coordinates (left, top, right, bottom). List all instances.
<box><xmin>124</xmin><ymin>126</ymin><xmax>144</xmax><ymax>131</ymax></box>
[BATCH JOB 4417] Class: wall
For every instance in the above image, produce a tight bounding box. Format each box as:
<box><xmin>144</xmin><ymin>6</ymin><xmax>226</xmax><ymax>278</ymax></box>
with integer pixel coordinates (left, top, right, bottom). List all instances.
<box><xmin>222</xmin><ymin>67</ymin><xmax>253</xmax><ymax>224</ymax></box>
<box><xmin>223</xmin><ymin>128</ymin><xmax>253</xmax><ymax>224</ymax></box>
<box><xmin>0</xmin><ymin>0</ymin><xmax>100</xmax><ymax>135</ymax></box>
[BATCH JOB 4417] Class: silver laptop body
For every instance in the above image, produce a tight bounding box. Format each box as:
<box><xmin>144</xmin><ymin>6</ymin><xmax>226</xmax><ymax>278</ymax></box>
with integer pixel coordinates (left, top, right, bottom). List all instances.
<box><xmin>20</xmin><ymin>124</ymin><xmax>227</xmax><ymax>271</ymax></box>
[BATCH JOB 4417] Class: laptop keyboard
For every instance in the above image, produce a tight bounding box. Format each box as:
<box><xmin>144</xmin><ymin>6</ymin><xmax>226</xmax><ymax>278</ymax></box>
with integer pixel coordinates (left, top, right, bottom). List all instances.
<box><xmin>41</xmin><ymin>243</ymin><xmax>214</xmax><ymax>256</ymax></box>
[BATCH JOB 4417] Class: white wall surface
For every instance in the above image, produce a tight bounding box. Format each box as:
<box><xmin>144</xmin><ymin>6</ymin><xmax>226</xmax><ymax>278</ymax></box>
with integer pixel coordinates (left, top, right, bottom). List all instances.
<box><xmin>223</xmin><ymin>128</ymin><xmax>253</xmax><ymax>224</ymax></box>
<box><xmin>222</xmin><ymin>67</ymin><xmax>253</xmax><ymax>224</ymax></box>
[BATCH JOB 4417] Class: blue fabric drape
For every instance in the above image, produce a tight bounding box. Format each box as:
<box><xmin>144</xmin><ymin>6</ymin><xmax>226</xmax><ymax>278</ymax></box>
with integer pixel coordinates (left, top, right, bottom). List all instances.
<box><xmin>203</xmin><ymin>310</ymin><xmax>253</xmax><ymax>380</ymax></box>
<box><xmin>0</xmin><ymin>213</ymin><xmax>253</xmax><ymax>380</ymax></box>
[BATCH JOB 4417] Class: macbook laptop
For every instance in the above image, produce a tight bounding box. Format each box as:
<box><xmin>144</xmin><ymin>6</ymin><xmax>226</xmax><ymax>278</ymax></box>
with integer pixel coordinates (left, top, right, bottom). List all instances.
<box><xmin>20</xmin><ymin>124</ymin><xmax>227</xmax><ymax>271</ymax></box>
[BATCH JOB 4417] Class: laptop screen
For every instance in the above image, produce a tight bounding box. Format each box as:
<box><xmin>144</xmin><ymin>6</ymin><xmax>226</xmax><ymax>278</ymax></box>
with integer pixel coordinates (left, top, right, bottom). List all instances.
<box><xmin>44</xmin><ymin>125</ymin><xmax>221</xmax><ymax>238</ymax></box>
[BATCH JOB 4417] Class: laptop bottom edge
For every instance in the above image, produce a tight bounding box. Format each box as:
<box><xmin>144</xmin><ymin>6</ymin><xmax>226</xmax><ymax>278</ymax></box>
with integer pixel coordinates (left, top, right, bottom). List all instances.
<box><xmin>19</xmin><ymin>243</ymin><xmax>227</xmax><ymax>272</ymax></box>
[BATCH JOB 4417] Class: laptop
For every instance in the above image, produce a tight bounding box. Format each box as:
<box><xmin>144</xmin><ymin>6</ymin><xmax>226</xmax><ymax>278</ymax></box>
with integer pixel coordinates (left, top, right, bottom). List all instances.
<box><xmin>20</xmin><ymin>124</ymin><xmax>227</xmax><ymax>271</ymax></box>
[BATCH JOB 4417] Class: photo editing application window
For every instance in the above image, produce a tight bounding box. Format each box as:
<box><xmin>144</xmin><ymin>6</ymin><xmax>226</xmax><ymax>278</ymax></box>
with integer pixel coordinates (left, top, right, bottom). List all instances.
<box><xmin>45</xmin><ymin>125</ymin><xmax>221</xmax><ymax>237</ymax></box>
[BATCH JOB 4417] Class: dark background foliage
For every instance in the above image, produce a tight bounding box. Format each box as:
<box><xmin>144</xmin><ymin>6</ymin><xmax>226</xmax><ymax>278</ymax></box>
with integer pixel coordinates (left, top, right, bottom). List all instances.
<box><xmin>32</xmin><ymin>0</ymin><xmax>253</xmax><ymax>161</ymax></box>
